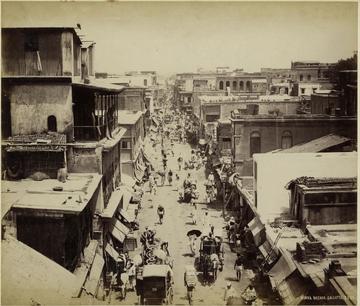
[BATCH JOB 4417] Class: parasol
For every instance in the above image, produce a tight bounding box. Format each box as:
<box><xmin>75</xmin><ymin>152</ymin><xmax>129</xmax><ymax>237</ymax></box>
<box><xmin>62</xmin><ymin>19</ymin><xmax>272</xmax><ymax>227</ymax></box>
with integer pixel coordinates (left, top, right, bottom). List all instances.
<box><xmin>187</xmin><ymin>229</ymin><xmax>202</xmax><ymax>237</ymax></box>
<box><xmin>153</xmin><ymin>249</ymin><xmax>167</xmax><ymax>261</ymax></box>
<box><xmin>133</xmin><ymin>254</ymin><xmax>143</xmax><ymax>266</ymax></box>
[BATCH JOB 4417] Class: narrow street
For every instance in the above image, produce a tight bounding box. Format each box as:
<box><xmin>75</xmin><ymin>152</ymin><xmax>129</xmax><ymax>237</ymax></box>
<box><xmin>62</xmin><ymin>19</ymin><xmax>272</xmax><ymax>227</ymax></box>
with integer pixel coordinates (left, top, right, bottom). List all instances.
<box><xmin>111</xmin><ymin>114</ymin><xmax>252</xmax><ymax>305</ymax></box>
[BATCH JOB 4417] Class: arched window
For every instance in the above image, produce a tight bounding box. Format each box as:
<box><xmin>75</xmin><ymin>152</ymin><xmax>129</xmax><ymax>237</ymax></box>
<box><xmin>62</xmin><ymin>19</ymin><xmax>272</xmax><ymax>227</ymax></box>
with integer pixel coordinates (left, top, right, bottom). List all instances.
<box><xmin>281</xmin><ymin>130</ymin><xmax>292</xmax><ymax>149</ymax></box>
<box><xmin>307</xmin><ymin>75</ymin><xmax>311</xmax><ymax>81</ymax></box>
<box><xmin>232</xmin><ymin>81</ymin><xmax>237</xmax><ymax>90</ymax></box>
<box><xmin>250</xmin><ymin>131</ymin><xmax>261</xmax><ymax>157</ymax></box>
<box><xmin>239</xmin><ymin>81</ymin><xmax>244</xmax><ymax>91</ymax></box>
<box><xmin>246</xmin><ymin>81</ymin><xmax>251</xmax><ymax>91</ymax></box>
<box><xmin>219</xmin><ymin>81</ymin><xmax>224</xmax><ymax>90</ymax></box>
<box><xmin>299</xmin><ymin>74</ymin><xmax>303</xmax><ymax>81</ymax></box>
<box><xmin>225</xmin><ymin>81</ymin><xmax>230</xmax><ymax>88</ymax></box>
<box><xmin>47</xmin><ymin>115</ymin><xmax>57</xmax><ymax>132</ymax></box>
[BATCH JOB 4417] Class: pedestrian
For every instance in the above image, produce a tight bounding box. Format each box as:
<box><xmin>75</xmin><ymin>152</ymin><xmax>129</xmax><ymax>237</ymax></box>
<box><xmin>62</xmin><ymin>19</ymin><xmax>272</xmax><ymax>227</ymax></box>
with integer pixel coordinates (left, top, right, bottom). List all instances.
<box><xmin>175</xmin><ymin>173</ymin><xmax>180</xmax><ymax>191</ymax></box>
<box><xmin>223</xmin><ymin>282</ymin><xmax>236</xmax><ymax>304</ymax></box>
<box><xmin>202</xmin><ymin>211</ymin><xmax>210</xmax><ymax>233</ymax></box>
<box><xmin>157</xmin><ymin>204</ymin><xmax>165</xmax><ymax>224</ymax></box>
<box><xmin>234</xmin><ymin>253</ymin><xmax>243</xmax><ymax>282</ymax></box>
<box><xmin>167</xmin><ymin>169</ymin><xmax>173</xmax><ymax>186</ymax></box>
<box><xmin>127</xmin><ymin>262</ymin><xmax>136</xmax><ymax>291</ymax></box>
<box><xmin>190</xmin><ymin>202</ymin><xmax>198</xmax><ymax>225</ymax></box>
<box><xmin>177</xmin><ymin>156</ymin><xmax>183</xmax><ymax>171</ymax></box>
<box><xmin>189</xmin><ymin>236</ymin><xmax>197</xmax><ymax>256</ymax></box>
<box><xmin>119</xmin><ymin>268</ymin><xmax>129</xmax><ymax>300</ymax></box>
<box><xmin>149</xmin><ymin>173</ymin><xmax>155</xmax><ymax>195</ymax></box>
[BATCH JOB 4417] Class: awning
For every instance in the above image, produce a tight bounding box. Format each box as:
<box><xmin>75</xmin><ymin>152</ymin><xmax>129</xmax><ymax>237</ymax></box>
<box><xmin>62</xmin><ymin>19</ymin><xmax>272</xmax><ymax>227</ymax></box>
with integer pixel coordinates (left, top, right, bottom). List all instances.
<box><xmin>278</xmin><ymin>271</ymin><xmax>309</xmax><ymax>305</ymax></box>
<box><xmin>101</xmin><ymin>189</ymin><xmax>123</xmax><ymax>219</ymax></box>
<box><xmin>152</xmin><ymin>117</ymin><xmax>159</xmax><ymax>126</ymax></box>
<box><xmin>247</xmin><ymin>217</ymin><xmax>266</xmax><ymax>247</ymax></box>
<box><xmin>119</xmin><ymin>209</ymin><xmax>135</xmax><ymax>223</ymax></box>
<box><xmin>3</xmin><ymin>133</ymin><xmax>67</xmax><ymax>153</ymax></box>
<box><xmin>268</xmin><ymin>253</ymin><xmax>297</xmax><ymax>289</ymax></box>
<box><xmin>109</xmin><ymin>218</ymin><xmax>130</xmax><ymax>243</ymax></box>
<box><xmin>258</xmin><ymin>238</ymin><xmax>279</xmax><ymax>266</ymax></box>
<box><xmin>122</xmin><ymin>174</ymin><xmax>136</xmax><ymax>187</ymax></box>
<box><xmin>83</xmin><ymin>253</ymin><xmax>105</xmax><ymax>296</ymax></box>
<box><xmin>134</xmin><ymin>159</ymin><xmax>146</xmax><ymax>181</ymax></box>
<box><xmin>105</xmin><ymin>243</ymin><xmax>120</xmax><ymax>262</ymax></box>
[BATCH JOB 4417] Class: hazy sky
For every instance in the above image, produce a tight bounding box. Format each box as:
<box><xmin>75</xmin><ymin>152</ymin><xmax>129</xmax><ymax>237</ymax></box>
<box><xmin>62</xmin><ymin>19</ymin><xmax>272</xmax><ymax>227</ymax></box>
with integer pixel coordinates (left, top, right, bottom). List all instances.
<box><xmin>2</xmin><ymin>1</ymin><xmax>358</xmax><ymax>75</ymax></box>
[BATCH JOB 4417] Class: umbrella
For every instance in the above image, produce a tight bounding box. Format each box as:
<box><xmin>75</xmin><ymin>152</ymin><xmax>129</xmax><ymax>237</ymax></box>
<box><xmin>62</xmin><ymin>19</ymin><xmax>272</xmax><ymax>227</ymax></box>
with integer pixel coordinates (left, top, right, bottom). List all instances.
<box><xmin>187</xmin><ymin>229</ymin><xmax>202</xmax><ymax>237</ymax></box>
<box><xmin>199</xmin><ymin>139</ymin><xmax>207</xmax><ymax>146</ymax></box>
<box><xmin>153</xmin><ymin>249</ymin><xmax>167</xmax><ymax>261</ymax></box>
<box><xmin>133</xmin><ymin>254</ymin><xmax>143</xmax><ymax>266</ymax></box>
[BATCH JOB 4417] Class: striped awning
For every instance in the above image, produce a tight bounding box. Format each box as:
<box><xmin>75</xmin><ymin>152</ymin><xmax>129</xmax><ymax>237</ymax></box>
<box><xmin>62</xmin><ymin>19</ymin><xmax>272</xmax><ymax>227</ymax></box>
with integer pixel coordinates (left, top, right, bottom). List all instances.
<box><xmin>83</xmin><ymin>253</ymin><xmax>105</xmax><ymax>296</ymax></box>
<box><xmin>105</xmin><ymin>243</ymin><xmax>120</xmax><ymax>262</ymax></box>
<box><xmin>247</xmin><ymin>217</ymin><xmax>266</xmax><ymax>247</ymax></box>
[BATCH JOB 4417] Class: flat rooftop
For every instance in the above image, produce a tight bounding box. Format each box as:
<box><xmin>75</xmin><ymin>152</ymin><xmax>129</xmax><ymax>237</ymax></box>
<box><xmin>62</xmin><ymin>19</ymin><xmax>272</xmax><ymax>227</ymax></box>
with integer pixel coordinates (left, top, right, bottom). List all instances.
<box><xmin>1</xmin><ymin>173</ymin><xmax>102</xmax><ymax>214</ymax></box>
<box><xmin>118</xmin><ymin>110</ymin><xmax>143</xmax><ymax>125</ymax></box>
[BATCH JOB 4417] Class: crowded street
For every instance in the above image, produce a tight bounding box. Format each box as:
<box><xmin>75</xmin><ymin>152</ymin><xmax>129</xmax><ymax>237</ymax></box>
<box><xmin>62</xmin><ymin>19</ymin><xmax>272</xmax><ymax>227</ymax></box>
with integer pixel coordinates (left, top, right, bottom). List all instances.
<box><xmin>2</xmin><ymin>3</ymin><xmax>357</xmax><ymax>305</ymax></box>
<box><xmin>105</xmin><ymin>91</ymin><xmax>256</xmax><ymax>305</ymax></box>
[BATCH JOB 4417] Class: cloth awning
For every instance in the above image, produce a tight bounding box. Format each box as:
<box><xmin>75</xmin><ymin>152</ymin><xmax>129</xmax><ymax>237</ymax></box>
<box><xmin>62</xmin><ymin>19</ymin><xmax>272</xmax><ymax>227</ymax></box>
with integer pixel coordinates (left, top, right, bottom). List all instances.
<box><xmin>83</xmin><ymin>253</ymin><xmax>105</xmax><ymax>296</ymax></box>
<box><xmin>122</xmin><ymin>174</ymin><xmax>136</xmax><ymax>187</ymax></box>
<box><xmin>101</xmin><ymin>189</ymin><xmax>123</xmax><ymax>219</ymax></box>
<box><xmin>258</xmin><ymin>238</ymin><xmax>278</xmax><ymax>266</ymax></box>
<box><xmin>268</xmin><ymin>253</ymin><xmax>297</xmax><ymax>289</ymax></box>
<box><xmin>105</xmin><ymin>243</ymin><xmax>120</xmax><ymax>262</ymax></box>
<box><xmin>109</xmin><ymin>218</ymin><xmax>130</xmax><ymax>243</ymax></box>
<box><xmin>248</xmin><ymin>217</ymin><xmax>266</xmax><ymax>247</ymax></box>
<box><xmin>152</xmin><ymin>117</ymin><xmax>159</xmax><ymax>126</ymax></box>
<box><xmin>134</xmin><ymin>160</ymin><xmax>146</xmax><ymax>181</ymax></box>
<box><xmin>119</xmin><ymin>209</ymin><xmax>135</xmax><ymax>223</ymax></box>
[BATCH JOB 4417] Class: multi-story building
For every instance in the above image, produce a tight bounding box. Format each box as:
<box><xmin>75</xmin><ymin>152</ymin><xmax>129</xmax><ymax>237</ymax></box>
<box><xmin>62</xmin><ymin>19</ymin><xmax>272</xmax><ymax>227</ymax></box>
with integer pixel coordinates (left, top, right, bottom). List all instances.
<box><xmin>290</xmin><ymin>60</ymin><xmax>336</xmax><ymax>96</ymax></box>
<box><xmin>118</xmin><ymin>110</ymin><xmax>146</xmax><ymax>180</ymax></box>
<box><xmin>1</xmin><ymin>24</ymin><xmax>139</xmax><ymax>301</ymax></box>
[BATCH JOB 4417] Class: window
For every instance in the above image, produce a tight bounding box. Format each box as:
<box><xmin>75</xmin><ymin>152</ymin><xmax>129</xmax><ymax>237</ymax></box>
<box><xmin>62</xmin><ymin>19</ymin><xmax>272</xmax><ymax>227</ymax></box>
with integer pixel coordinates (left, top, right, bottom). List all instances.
<box><xmin>299</xmin><ymin>74</ymin><xmax>304</xmax><ymax>81</ymax></box>
<box><xmin>222</xmin><ymin>137</ymin><xmax>231</xmax><ymax>150</ymax></box>
<box><xmin>307</xmin><ymin>75</ymin><xmax>311</xmax><ymax>81</ymax></box>
<box><xmin>206</xmin><ymin>114</ymin><xmax>220</xmax><ymax>122</ymax></box>
<box><xmin>144</xmin><ymin>79</ymin><xmax>147</xmax><ymax>86</ymax></box>
<box><xmin>225</xmin><ymin>81</ymin><xmax>230</xmax><ymax>88</ymax></box>
<box><xmin>121</xmin><ymin>140</ymin><xmax>131</xmax><ymax>149</ymax></box>
<box><xmin>239</xmin><ymin>81</ymin><xmax>244</xmax><ymax>91</ymax></box>
<box><xmin>313</xmin><ymin>88</ymin><xmax>317</xmax><ymax>93</ymax></box>
<box><xmin>187</xmin><ymin>96</ymin><xmax>191</xmax><ymax>103</ymax></box>
<box><xmin>232</xmin><ymin>81</ymin><xmax>237</xmax><ymax>90</ymax></box>
<box><xmin>246</xmin><ymin>81</ymin><xmax>251</xmax><ymax>91</ymax></box>
<box><xmin>24</xmin><ymin>32</ymin><xmax>39</xmax><ymax>52</ymax></box>
<box><xmin>219</xmin><ymin>81</ymin><xmax>224</xmax><ymax>90</ymax></box>
<box><xmin>281</xmin><ymin>131</ymin><xmax>292</xmax><ymax>149</ymax></box>
<box><xmin>47</xmin><ymin>115</ymin><xmax>57</xmax><ymax>132</ymax></box>
<box><xmin>301</xmin><ymin>88</ymin><xmax>305</xmax><ymax>94</ymax></box>
<box><xmin>250</xmin><ymin>131</ymin><xmax>261</xmax><ymax>157</ymax></box>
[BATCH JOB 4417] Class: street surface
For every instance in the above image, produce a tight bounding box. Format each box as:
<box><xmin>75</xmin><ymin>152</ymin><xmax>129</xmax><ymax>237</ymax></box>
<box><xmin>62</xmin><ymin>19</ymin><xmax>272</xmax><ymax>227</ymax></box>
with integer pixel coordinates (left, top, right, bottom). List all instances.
<box><xmin>111</xmin><ymin>135</ymin><xmax>252</xmax><ymax>305</ymax></box>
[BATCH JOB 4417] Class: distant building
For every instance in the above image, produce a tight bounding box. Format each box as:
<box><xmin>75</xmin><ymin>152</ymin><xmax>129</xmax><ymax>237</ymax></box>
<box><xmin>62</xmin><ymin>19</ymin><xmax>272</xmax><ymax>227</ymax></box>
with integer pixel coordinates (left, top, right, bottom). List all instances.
<box><xmin>230</xmin><ymin>114</ymin><xmax>357</xmax><ymax>175</ymax></box>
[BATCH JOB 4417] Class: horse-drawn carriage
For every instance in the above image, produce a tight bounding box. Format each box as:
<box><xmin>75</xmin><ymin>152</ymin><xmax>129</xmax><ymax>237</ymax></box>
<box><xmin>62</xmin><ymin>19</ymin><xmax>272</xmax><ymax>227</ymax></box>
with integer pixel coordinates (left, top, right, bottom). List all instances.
<box><xmin>198</xmin><ymin>234</ymin><xmax>224</xmax><ymax>283</ymax></box>
<box><xmin>137</xmin><ymin>264</ymin><xmax>174</xmax><ymax>305</ymax></box>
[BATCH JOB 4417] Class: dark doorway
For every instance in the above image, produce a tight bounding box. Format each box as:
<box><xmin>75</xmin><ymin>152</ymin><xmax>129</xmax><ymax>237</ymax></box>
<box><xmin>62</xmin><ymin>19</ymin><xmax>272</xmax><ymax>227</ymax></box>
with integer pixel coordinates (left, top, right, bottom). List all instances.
<box><xmin>47</xmin><ymin>115</ymin><xmax>57</xmax><ymax>132</ymax></box>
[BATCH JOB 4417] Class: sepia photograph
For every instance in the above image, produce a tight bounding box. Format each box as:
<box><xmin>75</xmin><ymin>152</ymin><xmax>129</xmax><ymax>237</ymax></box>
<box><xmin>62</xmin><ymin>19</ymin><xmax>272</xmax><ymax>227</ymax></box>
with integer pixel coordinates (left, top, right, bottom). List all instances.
<box><xmin>0</xmin><ymin>1</ymin><xmax>358</xmax><ymax>305</ymax></box>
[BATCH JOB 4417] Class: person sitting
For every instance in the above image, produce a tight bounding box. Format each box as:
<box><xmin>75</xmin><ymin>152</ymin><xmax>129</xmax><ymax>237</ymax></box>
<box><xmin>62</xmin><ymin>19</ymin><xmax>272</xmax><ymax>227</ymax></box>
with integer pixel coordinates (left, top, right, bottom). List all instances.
<box><xmin>241</xmin><ymin>284</ymin><xmax>257</xmax><ymax>302</ymax></box>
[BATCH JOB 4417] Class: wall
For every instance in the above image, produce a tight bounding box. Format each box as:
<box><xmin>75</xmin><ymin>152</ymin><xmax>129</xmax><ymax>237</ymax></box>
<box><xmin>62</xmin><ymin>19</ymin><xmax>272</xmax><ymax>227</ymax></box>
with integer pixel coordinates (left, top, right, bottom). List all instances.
<box><xmin>310</xmin><ymin>94</ymin><xmax>341</xmax><ymax>115</ymax></box>
<box><xmin>102</xmin><ymin>143</ymin><xmax>121</xmax><ymax>205</ymax></box>
<box><xmin>253</xmin><ymin>152</ymin><xmax>357</xmax><ymax>223</ymax></box>
<box><xmin>2</xmin><ymin>29</ymin><xmax>78</xmax><ymax>77</ymax></box>
<box><xmin>9</xmin><ymin>83</ymin><xmax>73</xmax><ymax>135</ymax></box>
<box><xmin>201</xmin><ymin>100</ymin><xmax>301</xmax><ymax>122</ymax></box>
<box><xmin>68</xmin><ymin>146</ymin><xmax>102</xmax><ymax>173</ymax></box>
<box><xmin>233</xmin><ymin>117</ymin><xmax>357</xmax><ymax>176</ymax></box>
